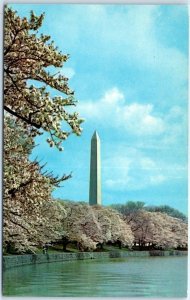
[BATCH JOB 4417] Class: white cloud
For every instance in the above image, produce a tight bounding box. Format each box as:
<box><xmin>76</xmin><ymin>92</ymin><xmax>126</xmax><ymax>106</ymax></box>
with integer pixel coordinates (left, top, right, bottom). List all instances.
<box><xmin>140</xmin><ymin>157</ymin><xmax>156</xmax><ymax>170</ymax></box>
<box><xmin>119</xmin><ymin>103</ymin><xmax>165</xmax><ymax>136</ymax></box>
<box><xmin>103</xmin><ymin>148</ymin><xmax>186</xmax><ymax>192</ymax></box>
<box><xmin>79</xmin><ymin>87</ymin><xmax>165</xmax><ymax>137</ymax></box>
<box><xmin>60</xmin><ymin>5</ymin><xmax>187</xmax><ymax>84</ymax></box>
<box><xmin>103</xmin><ymin>151</ymin><xmax>165</xmax><ymax>191</ymax></box>
<box><xmin>102</xmin><ymin>88</ymin><xmax>125</xmax><ymax>105</ymax></box>
<box><xmin>53</xmin><ymin>6</ymin><xmax>187</xmax><ymax>71</ymax></box>
<box><xmin>123</xmin><ymin>6</ymin><xmax>187</xmax><ymax>74</ymax></box>
<box><xmin>149</xmin><ymin>175</ymin><xmax>165</xmax><ymax>185</ymax></box>
<box><xmin>104</xmin><ymin>154</ymin><xmax>131</xmax><ymax>190</ymax></box>
<box><xmin>161</xmin><ymin>105</ymin><xmax>187</xmax><ymax>147</ymax></box>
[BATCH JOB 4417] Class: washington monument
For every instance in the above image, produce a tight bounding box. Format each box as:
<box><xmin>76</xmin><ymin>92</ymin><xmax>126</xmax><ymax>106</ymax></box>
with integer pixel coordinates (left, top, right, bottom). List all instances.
<box><xmin>89</xmin><ymin>131</ymin><xmax>101</xmax><ymax>205</ymax></box>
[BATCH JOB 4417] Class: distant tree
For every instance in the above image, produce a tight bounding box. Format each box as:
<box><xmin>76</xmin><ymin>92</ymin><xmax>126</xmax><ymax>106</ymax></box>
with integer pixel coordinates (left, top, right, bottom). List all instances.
<box><xmin>145</xmin><ymin>205</ymin><xmax>187</xmax><ymax>222</ymax></box>
<box><xmin>125</xmin><ymin>210</ymin><xmax>187</xmax><ymax>250</ymax></box>
<box><xmin>4</xmin><ymin>7</ymin><xmax>84</xmax><ymax>150</ymax></box>
<box><xmin>111</xmin><ymin>201</ymin><xmax>145</xmax><ymax>224</ymax></box>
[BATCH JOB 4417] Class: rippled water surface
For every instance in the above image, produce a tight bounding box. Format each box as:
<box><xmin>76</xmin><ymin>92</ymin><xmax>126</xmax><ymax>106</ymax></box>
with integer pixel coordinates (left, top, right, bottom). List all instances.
<box><xmin>3</xmin><ymin>256</ymin><xmax>187</xmax><ymax>297</ymax></box>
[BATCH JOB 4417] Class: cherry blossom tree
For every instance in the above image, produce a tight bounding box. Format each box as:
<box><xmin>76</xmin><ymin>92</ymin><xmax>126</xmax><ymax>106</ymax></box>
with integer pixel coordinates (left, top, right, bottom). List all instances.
<box><xmin>3</xmin><ymin>116</ymin><xmax>68</xmax><ymax>253</ymax></box>
<box><xmin>55</xmin><ymin>202</ymin><xmax>134</xmax><ymax>251</ymax></box>
<box><xmin>93</xmin><ymin>206</ymin><xmax>134</xmax><ymax>248</ymax></box>
<box><xmin>3</xmin><ymin>6</ymin><xmax>84</xmax><ymax>253</ymax></box>
<box><xmin>152</xmin><ymin>213</ymin><xmax>188</xmax><ymax>249</ymax></box>
<box><xmin>125</xmin><ymin>209</ymin><xmax>188</xmax><ymax>250</ymax></box>
<box><xmin>4</xmin><ymin>7</ymin><xmax>84</xmax><ymax>150</ymax></box>
<box><xmin>57</xmin><ymin>201</ymin><xmax>103</xmax><ymax>251</ymax></box>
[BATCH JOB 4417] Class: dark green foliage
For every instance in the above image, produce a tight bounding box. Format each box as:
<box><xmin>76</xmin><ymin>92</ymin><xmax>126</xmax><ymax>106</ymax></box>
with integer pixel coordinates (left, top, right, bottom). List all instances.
<box><xmin>111</xmin><ymin>201</ymin><xmax>187</xmax><ymax>222</ymax></box>
<box><xmin>145</xmin><ymin>205</ymin><xmax>187</xmax><ymax>222</ymax></box>
<box><xmin>111</xmin><ymin>201</ymin><xmax>145</xmax><ymax>216</ymax></box>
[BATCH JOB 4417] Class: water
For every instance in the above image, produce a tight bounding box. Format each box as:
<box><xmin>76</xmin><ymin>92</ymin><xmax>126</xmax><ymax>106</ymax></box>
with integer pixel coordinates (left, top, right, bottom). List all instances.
<box><xmin>3</xmin><ymin>256</ymin><xmax>187</xmax><ymax>297</ymax></box>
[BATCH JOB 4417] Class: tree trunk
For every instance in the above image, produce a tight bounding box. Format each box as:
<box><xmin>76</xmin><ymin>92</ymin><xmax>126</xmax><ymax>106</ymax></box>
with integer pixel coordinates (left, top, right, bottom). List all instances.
<box><xmin>118</xmin><ymin>240</ymin><xmax>122</xmax><ymax>249</ymax></box>
<box><xmin>62</xmin><ymin>242</ymin><xmax>67</xmax><ymax>251</ymax></box>
<box><xmin>100</xmin><ymin>243</ymin><xmax>104</xmax><ymax>250</ymax></box>
<box><xmin>62</xmin><ymin>237</ymin><xmax>69</xmax><ymax>251</ymax></box>
<box><xmin>6</xmin><ymin>242</ymin><xmax>11</xmax><ymax>254</ymax></box>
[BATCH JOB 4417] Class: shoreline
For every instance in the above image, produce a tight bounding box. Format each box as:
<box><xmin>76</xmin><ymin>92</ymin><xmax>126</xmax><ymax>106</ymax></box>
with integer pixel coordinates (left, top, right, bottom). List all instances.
<box><xmin>3</xmin><ymin>250</ymin><xmax>187</xmax><ymax>270</ymax></box>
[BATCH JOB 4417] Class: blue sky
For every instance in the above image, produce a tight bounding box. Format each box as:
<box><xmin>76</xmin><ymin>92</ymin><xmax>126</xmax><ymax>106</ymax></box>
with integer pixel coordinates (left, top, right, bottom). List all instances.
<box><xmin>10</xmin><ymin>4</ymin><xmax>188</xmax><ymax>213</ymax></box>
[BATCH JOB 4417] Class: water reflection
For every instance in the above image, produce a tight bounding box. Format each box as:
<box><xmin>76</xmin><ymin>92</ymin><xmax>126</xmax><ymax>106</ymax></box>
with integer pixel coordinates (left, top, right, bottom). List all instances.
<box><xmin>3</xmin><ymin>256</ymin><xmax>187</xmax><ymax>297</ymax></box>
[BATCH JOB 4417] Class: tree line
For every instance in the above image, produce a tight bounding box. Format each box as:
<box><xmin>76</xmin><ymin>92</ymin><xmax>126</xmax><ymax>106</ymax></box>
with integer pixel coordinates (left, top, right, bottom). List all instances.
<box><xmin>3</xmin><ymin>7</ymin><xmax>188</xmax><ymax>254</ymax></box>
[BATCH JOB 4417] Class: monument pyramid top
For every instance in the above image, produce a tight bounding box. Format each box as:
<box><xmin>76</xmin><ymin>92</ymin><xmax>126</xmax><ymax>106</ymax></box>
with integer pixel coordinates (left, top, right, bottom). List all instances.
<box><xmin>92</xmin><ymin>130</ymin><xmax>100</xmax><ymax>140</ymax></box>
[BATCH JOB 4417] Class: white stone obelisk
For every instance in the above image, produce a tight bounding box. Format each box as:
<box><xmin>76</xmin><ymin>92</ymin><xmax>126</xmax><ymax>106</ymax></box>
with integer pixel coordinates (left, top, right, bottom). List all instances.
<box><xmin>89</xmin><ymin>131</ymin><xmax>101</xmax><ymax>205</ymax></box>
